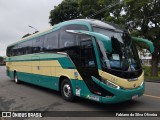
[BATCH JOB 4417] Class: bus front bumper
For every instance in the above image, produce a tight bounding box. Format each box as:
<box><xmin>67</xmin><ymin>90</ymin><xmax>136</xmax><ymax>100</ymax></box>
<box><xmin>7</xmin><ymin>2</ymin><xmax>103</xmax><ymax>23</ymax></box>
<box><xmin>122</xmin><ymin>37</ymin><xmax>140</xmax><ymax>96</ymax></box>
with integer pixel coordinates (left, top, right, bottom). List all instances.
<box><xmin>99</xmin><ymin>83</ymin><xmax>144</xmax><ymax>103</ymax></box>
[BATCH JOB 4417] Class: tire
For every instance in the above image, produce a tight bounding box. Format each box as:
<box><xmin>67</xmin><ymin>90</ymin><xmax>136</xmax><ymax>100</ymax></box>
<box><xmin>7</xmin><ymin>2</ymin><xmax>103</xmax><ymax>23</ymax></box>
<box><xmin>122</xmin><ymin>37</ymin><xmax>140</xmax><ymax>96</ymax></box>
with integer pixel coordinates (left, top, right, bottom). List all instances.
<box><xmin>14</xmin><ymin>72</ymin><xmax>20</xmax><ymax>84</ymax></box>
<box><xmin>61</xmin><ymin>79</ymin><xmax>75</xmax><ymax>102</ymax></box>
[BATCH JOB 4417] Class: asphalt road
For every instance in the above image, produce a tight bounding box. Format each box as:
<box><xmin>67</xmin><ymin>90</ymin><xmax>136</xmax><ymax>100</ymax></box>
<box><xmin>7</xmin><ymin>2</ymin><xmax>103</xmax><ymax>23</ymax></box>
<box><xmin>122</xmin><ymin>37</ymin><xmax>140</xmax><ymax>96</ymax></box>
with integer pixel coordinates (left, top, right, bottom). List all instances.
<box><xmin>0</xmin><ymin>66</ymin><xmax>160</xmax><ymax>120</ymax></box>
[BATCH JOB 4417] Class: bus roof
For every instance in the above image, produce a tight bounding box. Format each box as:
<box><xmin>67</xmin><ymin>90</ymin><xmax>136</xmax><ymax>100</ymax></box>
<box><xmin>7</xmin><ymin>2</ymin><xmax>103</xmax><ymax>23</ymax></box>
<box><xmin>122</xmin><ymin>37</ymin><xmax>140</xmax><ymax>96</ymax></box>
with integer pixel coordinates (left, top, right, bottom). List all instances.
<box><xmin>8</xmin><ymin>19</ymin><xmax>126</xmax><ymax>47</ymax></box>
<box><xmin>74</xmin><ymin>19</ymin><xmax>126</xmax><ymax>32</ymax></box>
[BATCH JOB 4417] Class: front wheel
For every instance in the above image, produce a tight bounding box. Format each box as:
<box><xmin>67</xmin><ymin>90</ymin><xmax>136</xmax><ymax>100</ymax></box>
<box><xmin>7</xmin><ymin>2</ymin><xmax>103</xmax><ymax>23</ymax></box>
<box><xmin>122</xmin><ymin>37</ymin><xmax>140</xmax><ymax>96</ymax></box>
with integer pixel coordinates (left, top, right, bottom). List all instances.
<box><xmin>61</xmin><ymin>79</ymin><xmax>75</xmax><ymax>102</ymax></box>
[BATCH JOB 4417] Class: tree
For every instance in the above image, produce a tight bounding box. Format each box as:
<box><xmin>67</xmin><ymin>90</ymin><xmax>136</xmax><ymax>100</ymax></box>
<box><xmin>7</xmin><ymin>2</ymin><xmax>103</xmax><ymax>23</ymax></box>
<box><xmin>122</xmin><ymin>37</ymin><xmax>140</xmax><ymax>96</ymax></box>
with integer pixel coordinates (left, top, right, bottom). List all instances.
<box><xmin>123</xmin><ymin>0</ymin><xmax>160</xmax><ymax>76</ymax></box>
<box><xmin>104</xmin><ymin>1</ymin><xmax>126</xmax><ymax>27</ymax></box>
<box><xmin>78</xmin><ymin>0</ymin><xmax>104</xmax><ymax>19</ymax></box>
<box><xmin>49</xmin><ymin>0</ymin><xmax>116</xmax><ymax>25</ymax></box>
<box><xmin>49</xmin><ymin>0</ymin><xmax>120</xmax><ymax>24</ymax></box>
<box><xmin>22</xmin><ymin>33</ymin><xmax>31</xmax><ymax>38</ymax></box>
<box><xmin>49</xmin><ymin>0</ymin><xmax>80</xmax><ymax>25</ymax></box>
<box><xmin>78</xmin><ymin>0</ymin><xmax>127</xmax><ymax>28</ymax></box>
<box><xmin>22</xmin><ymin>31</ymin><xmax>38</xmax><ymax>38</ymax></box>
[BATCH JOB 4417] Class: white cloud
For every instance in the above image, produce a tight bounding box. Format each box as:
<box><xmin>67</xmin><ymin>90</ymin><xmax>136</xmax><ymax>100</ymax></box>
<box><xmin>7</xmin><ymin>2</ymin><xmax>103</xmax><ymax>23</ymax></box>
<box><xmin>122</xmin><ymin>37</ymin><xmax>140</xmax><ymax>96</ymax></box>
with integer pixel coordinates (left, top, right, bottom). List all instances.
<box><xmin>0</xmin><ymin>0</ymin><xmax>62</xmax><ymax>56</ymax></box>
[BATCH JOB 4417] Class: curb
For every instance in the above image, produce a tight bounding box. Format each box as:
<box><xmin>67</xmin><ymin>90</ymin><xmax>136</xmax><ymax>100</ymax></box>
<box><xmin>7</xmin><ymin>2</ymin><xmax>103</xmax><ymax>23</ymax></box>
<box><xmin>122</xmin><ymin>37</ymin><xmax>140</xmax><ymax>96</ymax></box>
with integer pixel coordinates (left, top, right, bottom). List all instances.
<box><xmin>145</xmin><ymin>80</ymin><xmax>160</xmax><ymax>83</ymax></box>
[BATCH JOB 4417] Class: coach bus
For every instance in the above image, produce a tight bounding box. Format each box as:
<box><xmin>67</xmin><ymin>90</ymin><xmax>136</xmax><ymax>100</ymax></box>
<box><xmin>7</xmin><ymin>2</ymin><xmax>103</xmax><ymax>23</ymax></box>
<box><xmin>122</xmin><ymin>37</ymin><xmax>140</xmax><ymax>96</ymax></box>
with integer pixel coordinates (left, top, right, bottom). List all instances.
<box><xmin>6</xmin><ymin>19</ymin><xmax>154</xmax><ymax>103</ymax></box>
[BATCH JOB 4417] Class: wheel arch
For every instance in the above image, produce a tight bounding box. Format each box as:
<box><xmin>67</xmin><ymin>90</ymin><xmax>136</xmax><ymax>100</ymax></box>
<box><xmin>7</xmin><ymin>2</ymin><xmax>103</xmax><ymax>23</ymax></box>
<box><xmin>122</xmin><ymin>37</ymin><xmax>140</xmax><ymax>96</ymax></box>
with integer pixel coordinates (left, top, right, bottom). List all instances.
<box><xmin>59</xmin><ymin>75</ymin><xmax>75</xmax><ymax>93</ymax></box>
<box><xmin>13</xmin><ymin>70</ymin><xmax>17</xmax><ymax>78</ymax></box>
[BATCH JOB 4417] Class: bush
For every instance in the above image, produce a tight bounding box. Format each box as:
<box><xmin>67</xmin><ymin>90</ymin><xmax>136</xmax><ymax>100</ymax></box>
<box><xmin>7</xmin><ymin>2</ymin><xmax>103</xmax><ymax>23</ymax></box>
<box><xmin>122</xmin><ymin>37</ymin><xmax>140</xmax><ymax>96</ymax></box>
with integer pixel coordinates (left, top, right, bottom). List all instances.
<box><xmin>143</xmin><ymin>66</ymin><xmax>160</xmax><ymax>77</ymax></box>
<box><xmin>142</xmin><ymin>66</ymin><xmax>151</xmax><ymax>76</ymax></box>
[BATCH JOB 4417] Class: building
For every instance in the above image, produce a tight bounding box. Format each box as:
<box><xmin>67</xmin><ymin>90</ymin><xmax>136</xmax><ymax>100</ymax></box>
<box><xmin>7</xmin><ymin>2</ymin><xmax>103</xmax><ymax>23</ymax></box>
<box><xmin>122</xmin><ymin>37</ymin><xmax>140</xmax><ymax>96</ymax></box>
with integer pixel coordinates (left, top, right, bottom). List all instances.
<box><xmin>138</xmin><ymin>49</ymin><xmax>152</xmax><ymax>66</ymax></box>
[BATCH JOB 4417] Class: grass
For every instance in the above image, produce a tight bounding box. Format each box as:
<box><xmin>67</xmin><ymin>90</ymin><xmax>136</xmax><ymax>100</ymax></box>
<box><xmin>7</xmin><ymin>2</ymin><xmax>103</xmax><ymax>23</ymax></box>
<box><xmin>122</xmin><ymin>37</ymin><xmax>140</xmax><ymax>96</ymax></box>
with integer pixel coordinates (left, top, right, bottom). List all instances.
<box><xmin>142</xmin><ymin>66</ymin><xmax>160</xmax><ymax>81</ymax></box>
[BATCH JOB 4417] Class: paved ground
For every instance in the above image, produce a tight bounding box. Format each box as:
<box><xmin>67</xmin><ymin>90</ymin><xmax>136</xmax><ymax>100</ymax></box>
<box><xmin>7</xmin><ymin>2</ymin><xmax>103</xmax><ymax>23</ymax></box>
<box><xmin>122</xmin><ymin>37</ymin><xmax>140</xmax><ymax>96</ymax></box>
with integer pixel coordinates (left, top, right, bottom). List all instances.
<box><xmin>0</xmin><ymin>66</ymin><xmax>160</xmax><ymax>120</ymax></box>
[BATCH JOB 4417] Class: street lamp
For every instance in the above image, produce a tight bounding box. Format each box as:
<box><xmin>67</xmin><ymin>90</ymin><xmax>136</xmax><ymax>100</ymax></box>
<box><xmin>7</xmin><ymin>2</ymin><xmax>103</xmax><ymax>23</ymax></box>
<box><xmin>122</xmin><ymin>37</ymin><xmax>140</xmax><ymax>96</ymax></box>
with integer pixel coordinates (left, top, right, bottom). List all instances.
<box><xmin>28</xmin><ymin>25</ymin><xmax>39</xmax><ymax>33</ymax></box>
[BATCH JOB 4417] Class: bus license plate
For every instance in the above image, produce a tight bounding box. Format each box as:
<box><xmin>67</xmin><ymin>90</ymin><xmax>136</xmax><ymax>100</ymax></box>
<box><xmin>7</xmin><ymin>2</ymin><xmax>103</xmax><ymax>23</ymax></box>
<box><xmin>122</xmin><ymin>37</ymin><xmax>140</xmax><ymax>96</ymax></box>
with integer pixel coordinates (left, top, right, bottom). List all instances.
<box><xmin>132</xmin><ymin>95</ymin><xmax>138</xmax><ymax>100</ymax></box>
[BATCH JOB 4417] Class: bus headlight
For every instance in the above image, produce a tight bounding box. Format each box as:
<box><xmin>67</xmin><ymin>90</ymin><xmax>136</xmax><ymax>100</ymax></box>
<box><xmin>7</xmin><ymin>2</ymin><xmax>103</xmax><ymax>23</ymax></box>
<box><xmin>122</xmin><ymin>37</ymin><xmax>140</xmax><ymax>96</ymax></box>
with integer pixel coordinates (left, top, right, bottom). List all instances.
<box><xmin>101</xmin><ymin>77</ymin><xmax>120</xmax><ymax>89</ymax></box>
<box><xmin>140</xmin><ymin>81</ymin><xmax>144</xmax><ymax>86</ymax></box>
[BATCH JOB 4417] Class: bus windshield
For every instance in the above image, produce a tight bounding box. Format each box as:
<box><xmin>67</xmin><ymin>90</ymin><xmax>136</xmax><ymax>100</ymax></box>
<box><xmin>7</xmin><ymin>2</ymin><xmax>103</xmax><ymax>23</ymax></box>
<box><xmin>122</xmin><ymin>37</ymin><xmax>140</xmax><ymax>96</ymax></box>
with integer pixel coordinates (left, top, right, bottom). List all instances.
<box><xmin>93</xmin><ymin>27</ymin><xmax>141</xmax><ymax>72</ymax></box>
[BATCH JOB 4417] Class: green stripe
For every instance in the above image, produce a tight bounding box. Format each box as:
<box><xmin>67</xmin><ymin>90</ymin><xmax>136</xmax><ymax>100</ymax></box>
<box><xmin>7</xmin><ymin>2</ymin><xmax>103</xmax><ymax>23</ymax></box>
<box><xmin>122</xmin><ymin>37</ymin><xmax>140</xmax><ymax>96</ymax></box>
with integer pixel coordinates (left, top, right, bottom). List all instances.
<box><xmin>6</xmin><ymin>53</ymin><xmax>75</xmax><ymax>69</ymax></box>
<box><xmin>9</xmin><ymin>70</ymin><xmax>60</xmax><ymax>90</ymax></box>
<box><xmin>7</xmin><ymin>70</ymin><xmax>77</xmax><ymax>93</ymax></box>
<box><xmin>6</xmin><ymin>53</ymin><xmax>65</xmax><ymax>61</ymax></box>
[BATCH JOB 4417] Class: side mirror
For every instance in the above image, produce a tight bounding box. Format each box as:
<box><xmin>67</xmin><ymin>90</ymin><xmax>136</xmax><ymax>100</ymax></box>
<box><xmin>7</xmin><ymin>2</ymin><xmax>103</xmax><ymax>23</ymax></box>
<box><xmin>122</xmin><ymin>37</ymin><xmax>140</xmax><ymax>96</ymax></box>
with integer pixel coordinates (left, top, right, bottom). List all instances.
<box><xmin>66</xmin><ymin>30</ymin><xmax>112</xmax><ymax>53</ymax></box>
<box><xmin>131</xmin><ymin>37</ymin><xmax>154</xmax><ymax>53</ymax></box>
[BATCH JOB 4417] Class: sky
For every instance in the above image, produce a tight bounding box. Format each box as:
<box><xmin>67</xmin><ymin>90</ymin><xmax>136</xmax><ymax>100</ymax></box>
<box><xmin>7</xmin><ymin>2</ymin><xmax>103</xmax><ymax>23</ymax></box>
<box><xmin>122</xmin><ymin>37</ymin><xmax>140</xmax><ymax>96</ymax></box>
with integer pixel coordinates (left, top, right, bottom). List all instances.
<box><xmin>0</xmin><ymin>0</ymin><xmax>63</xmax><ymax>56</ymax></box>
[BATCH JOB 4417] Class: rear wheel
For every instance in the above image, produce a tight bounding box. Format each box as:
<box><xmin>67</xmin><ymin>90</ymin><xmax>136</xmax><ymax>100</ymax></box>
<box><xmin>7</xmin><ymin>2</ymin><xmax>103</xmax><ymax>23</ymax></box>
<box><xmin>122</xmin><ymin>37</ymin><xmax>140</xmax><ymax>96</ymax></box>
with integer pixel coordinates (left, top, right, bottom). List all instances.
<box><xmin>61</xmin><ymin>79</ymin><xmax>75</xmax><ymax>102</ymax></box>
<box><xmin>14</xmin><ymin>72</ymin><xmax>20</xmax><ymax>84</ymax></box>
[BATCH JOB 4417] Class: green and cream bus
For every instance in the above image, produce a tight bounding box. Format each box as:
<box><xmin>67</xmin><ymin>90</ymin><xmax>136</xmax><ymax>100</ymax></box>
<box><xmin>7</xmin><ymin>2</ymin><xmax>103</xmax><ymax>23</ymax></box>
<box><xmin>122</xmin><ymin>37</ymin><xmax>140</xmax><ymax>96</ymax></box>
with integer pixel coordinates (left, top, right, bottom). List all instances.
<box><xmin>6</xmin><ymin>19</ymin><xmax>154</xmax><ymax>103</ymax></box>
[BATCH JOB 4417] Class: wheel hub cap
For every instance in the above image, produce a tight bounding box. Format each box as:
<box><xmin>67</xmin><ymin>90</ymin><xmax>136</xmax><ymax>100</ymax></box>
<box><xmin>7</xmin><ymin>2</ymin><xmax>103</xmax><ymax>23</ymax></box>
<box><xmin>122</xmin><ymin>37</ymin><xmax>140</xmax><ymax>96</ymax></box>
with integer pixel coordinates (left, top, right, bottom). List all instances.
<box><xmin>63</xmin><ymin>84</ymin><xmax>71</xmax><ymax>97</ymax></box>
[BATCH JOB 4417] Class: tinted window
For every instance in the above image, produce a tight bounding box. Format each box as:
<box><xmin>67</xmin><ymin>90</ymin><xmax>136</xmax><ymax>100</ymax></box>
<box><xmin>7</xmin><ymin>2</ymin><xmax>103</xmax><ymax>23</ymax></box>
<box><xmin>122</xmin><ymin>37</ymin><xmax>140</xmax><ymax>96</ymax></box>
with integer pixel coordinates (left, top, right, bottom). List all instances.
<box><xmin>25</xmin><ymin>40</ymin><xmax>32</xmax><ymax>54</ymax></box>
<box><xmin>76</xmin><ymin>34</ymin><xmax>91</xmax><ymax>42</ymax></box>
<box><xmin>7</xmin><ymin>46</ymin><xmax>12</xmax><ymax>57</ymax></box>
<box><xmin>44</xmin><ymin>31</ymin><xmax>58</xmax><ymax>50</ymax></box>
<box><xmin>20</xmin><ymin>40</ymin><xmax>32</xmax><ymax>55</ymax></box>
<box><xmin>12</xmin><ymin>45</ymin><xmax>18</xmax><ymax>56</ymax></box>
<box><xmin>32</xmin><ymin>37</ymin><xmax>44</xmax><ymax>53</ymax></box>
<box><xmin>8</xmin><ymin>40</ymin><xmax>35</xmax><ymax>56</ymax></box>
<box><xmin>59</xmin><ymin>24</ymin><xmax>88</xmax><ymax>48</ymax></box>
<box><xmin>80</xmin><ymin>40</ymin><xmax>96</xmax><ymax>68</ymax></box>
<box><xmin>18</xmin><ymin>43</ymin><xmax>24</xmax><ymax>55</ymax></box>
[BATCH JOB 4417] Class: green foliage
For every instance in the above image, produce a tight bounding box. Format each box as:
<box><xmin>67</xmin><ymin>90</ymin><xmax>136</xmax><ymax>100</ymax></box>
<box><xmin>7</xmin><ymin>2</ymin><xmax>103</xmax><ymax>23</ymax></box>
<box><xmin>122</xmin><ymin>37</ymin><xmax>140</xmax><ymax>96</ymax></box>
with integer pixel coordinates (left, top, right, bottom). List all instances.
<box><xmin>49</xmin><ymin>0</ymin><xmax>117</xmax><ymax>25</ymax></box>
<box><xmin>143</xmin><ymin>66</ymin><xmax>160</xmax><ymax>80</ymax></box>
<box><xmin>22</xmin><ymin>33</ymin><xmax>31</xmax><ymax>38</ymax></box>
<box><xmin>123</xmin><ymin>0</ymin><xmax>160</xmax><ymax>76</ymax></box>
<box><xmin>124</xmin><ymin>0</ymin><xmax>160</xmax><ymax>39</ymax></box>
<box><xmin>78</xmin><ymin>0</ymin><xmax>108</xmax><ymax>19</ymax></box>
<box><xmin>49</xmin><ymin>0</ymin><xmax>80</xmax><ymax>25</ymax></box>
<box><xmin>143</xmin><ymin>66</ymin><xmax>151</xmax><ymax>76</ymax></box>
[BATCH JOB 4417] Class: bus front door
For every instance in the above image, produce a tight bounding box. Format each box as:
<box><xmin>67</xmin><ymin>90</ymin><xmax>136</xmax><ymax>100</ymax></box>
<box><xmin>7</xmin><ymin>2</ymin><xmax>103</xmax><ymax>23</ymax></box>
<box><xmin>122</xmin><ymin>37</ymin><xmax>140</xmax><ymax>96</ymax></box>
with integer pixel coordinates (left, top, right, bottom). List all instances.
<box><xmin>79</xmin><ymin>40</ymin><xmax>101</xmax><ymax>95</ymax></box>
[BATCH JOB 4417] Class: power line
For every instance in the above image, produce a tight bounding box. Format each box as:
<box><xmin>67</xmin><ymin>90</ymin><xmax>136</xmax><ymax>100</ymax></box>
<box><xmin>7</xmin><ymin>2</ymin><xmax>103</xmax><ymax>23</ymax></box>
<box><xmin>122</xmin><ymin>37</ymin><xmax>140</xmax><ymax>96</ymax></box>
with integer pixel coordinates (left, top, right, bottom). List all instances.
<box><xmin>86</xmin><ymin>0</ymin><xmax>160</xmax><ymax>28</ymax></box>
<box><xmin>87</xmin><ymin>0</ymin><xmax>123</xmax><ymax>19</ymax></box>
<box><xmin>87</xmin><ymin>0</ymin><xmax>160</xmax><ymax>22</ymax></box>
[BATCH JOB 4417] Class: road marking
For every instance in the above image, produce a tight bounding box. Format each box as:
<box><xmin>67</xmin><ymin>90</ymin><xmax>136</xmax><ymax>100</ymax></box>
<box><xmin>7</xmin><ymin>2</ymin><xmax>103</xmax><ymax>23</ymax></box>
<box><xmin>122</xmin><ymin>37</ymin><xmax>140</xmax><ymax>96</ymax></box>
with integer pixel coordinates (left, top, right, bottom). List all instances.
<box><xmin>143</xmin><ymin>94</ymin><xmax>160</xmax><ymax>99</ymax></box>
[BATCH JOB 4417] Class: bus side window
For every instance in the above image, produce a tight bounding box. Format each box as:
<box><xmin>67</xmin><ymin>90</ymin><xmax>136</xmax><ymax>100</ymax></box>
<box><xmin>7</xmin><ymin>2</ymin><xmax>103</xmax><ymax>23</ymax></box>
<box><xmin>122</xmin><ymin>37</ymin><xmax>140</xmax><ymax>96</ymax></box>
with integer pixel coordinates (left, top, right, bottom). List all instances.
<box><xmin>12</xmin><ymin>45</ymin><xmax>18</xmax><ymax>56</ymax></box>
<box><xmin>32</xmin><ymin>38</ymin><xmax>43</xmax><ymax>53</ymax></box>
<box><xmin>7</xmin><ymin>46</ymin><xmax>14</xmax><ymax>57</ymax></box>
<box><xmin>26</xmin><ymin>40</ymin><xmax>32</xmax><ymax>54</ymax></box>
<box><xmin>6</xmin><ymin>47</ymin><xmax>11</xmax><ymax>57</ymax></box>
<box><xmin>80</xmin><ymin>40</ymin><xmax>97</xmax><ymax>68</ymax></box>
<box><xmin>43</xmin><ymin>31</ymin><xmax>58</xmax><ymax>51</ymax></box>
<box><xmin>18</xmin><ymin>44</ymin><xmax>23</xmax><ymax>55</ymax></box>
<box><xmin>59</xmin><ymin>27</ymin><xmax>75</xmax><ymax>48</ymax></box>
<box><xmin>59</xmin><ymin>24</ymin><xmax>89</xmax><ymax>48</ymax></box>
<box><xmin>21</xmin><ymin>40</ymin><xmax>32</xmax><ymax>55</ymax></box>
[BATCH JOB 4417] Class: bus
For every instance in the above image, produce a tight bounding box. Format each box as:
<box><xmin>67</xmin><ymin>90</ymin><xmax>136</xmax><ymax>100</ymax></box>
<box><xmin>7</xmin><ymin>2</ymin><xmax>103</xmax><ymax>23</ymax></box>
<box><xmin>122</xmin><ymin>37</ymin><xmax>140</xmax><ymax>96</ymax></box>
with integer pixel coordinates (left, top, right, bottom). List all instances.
<box><xmin>6</xmin><ymin>19</ymin><xmax>154</xmax><ymax>103</ymax></box>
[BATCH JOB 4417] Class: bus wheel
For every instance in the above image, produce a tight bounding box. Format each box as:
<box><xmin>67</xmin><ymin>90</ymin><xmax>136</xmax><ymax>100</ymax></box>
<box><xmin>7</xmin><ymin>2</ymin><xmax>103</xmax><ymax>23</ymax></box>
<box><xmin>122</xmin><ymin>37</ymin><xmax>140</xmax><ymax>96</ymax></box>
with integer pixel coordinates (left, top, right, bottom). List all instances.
<box><xmin>14</xmin><ymin>72</ymin><xmax>20</xmax><ymax>84</ymax></box>
<box><xmin>61</xmin><ymin>79</ymin><xmax>75</xmax><ymax>102</ymax></box>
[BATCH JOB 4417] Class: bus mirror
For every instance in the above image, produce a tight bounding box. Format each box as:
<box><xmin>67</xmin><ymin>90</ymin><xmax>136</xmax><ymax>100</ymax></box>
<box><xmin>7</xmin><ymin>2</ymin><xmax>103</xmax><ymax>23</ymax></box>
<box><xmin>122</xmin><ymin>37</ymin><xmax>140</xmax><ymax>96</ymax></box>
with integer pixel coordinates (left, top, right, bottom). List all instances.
<box><xmin>131</xmin><ymin>37</ymin><xmax>154</xmax><ymax>53</ymax></box>
<box><xmin>66</xmin><ymin>30</ymin><xmax>112</xmax><ymax>53</ymax></box>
